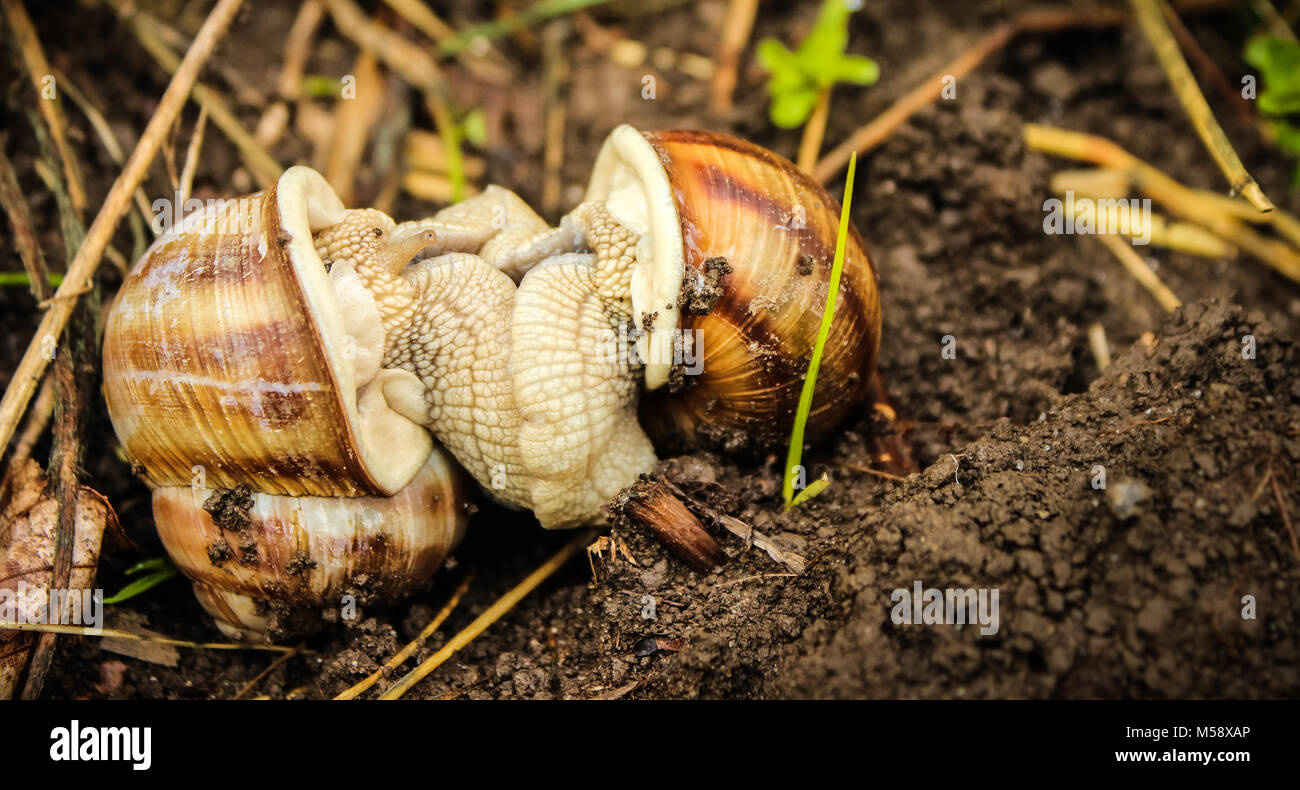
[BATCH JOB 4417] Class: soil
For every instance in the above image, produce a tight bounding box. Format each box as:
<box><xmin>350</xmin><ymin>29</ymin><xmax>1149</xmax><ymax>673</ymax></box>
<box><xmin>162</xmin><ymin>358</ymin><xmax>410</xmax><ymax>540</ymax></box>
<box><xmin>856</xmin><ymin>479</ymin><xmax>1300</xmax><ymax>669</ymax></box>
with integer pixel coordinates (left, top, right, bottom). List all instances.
<box><xmin>1</xmin><ymin>0</ymin><xmax>1297</xmax><ymax>699</ymax></box>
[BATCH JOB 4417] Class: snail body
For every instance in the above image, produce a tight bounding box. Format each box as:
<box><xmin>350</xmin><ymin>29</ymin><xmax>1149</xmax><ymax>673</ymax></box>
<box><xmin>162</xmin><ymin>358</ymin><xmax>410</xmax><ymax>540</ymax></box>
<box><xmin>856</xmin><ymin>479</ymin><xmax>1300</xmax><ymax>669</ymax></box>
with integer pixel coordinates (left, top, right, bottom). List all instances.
<box><xmin>103</xmin><ymin>168</ymin><xmax>469</xmax><ymax>641</ymax></box>
<box><xmin>376</xmin><ymin>126</ymin><xmax>881</xmax><ymax>527</ymax></box>
<box><xmin>101</xmin><ymin>128</ymin><xmax>882</xmax><ymax>637</ymax></box>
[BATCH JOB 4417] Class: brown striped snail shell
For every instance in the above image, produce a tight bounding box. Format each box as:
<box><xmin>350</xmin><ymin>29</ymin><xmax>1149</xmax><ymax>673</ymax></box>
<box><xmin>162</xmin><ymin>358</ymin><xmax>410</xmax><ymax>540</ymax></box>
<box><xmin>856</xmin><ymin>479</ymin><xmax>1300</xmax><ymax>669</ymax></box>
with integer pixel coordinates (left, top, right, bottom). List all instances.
<box><xmin>584</xmin><ymin>126</ymin><xmax>881</xmax><ymax>453</ymax></box>
<box><xmin>102</xmin><ymin>167</ymin><xmax>468</xmax><ymax>641</ymax></box>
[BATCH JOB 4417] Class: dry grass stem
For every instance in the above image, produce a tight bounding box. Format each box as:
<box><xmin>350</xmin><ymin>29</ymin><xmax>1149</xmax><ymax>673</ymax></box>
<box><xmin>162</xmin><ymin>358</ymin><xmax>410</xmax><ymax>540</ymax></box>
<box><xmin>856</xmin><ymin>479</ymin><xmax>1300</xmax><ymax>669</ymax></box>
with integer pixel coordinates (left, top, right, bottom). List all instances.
<box><xmin>0</xmin><ymin>0</ymin><xmax>245</xmax><ymax>470</ymax></box>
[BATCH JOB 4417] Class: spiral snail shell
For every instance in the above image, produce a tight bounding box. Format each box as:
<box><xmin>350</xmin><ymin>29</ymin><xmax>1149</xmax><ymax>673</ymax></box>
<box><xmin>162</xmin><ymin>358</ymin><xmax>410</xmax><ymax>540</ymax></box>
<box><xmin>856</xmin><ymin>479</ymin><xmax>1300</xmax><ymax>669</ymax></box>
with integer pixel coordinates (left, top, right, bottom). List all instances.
<box><xmin>583</xmin><ymin>126</ymin><xmax>881</xmax><ymax>454</ymax></box>
<box><xmin>102</xmin><ymin>167</ymin><xmax>468</xmax><ymax>641</ymax></box>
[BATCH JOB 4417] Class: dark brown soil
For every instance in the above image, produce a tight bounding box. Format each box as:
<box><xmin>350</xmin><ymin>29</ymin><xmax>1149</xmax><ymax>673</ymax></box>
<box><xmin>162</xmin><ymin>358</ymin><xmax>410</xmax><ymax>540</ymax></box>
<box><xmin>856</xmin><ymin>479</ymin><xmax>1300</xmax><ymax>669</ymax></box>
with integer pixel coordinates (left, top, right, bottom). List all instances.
<box><xmin>2</xmin><ymin>0</ymin><xmax>1297</xmax><ymax>699</ymax></box>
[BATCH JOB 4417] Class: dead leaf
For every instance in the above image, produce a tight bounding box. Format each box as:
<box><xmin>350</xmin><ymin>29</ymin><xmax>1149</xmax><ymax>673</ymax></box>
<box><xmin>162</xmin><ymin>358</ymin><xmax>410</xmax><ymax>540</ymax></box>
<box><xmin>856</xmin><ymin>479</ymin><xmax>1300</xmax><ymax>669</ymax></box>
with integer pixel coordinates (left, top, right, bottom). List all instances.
<box><xmin>1</xmin><ymin>460</ymin><xmax>112</xmax><ymax>699</ymax></box>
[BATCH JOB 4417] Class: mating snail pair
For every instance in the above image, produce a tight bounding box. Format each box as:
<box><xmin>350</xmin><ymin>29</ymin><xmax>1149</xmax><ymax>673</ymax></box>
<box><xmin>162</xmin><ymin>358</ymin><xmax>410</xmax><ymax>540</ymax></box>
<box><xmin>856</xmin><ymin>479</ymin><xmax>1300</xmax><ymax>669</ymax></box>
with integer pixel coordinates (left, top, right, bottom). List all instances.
<box><xmin>101</xmin><ymin>126</ymin><xmax>881</xmax><ymax>641</ymax></box>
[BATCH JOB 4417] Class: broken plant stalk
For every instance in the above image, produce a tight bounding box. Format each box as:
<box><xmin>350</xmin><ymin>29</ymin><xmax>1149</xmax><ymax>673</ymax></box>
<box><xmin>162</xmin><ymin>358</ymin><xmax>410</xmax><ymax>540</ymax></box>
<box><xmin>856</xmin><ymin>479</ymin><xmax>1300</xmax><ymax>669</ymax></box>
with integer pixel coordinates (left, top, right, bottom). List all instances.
<box><xmin>1129</xmin><ymin>0</ymin><xmax>1273</xmax><ymax>212</ymax></box>
<box><xmin>334</xmin><ymin>571</ymin><xmax>475</xmax><ymax>699</ymax></box>
<box><xmin>1024</xmin><ymin>123</ymin><xmax>1300</xmax><ymax>283</ymax></box>
<box><xmin>608</xmin><ymin>475</ymin><xmax>727</xmax><ymax>573</ymax></box>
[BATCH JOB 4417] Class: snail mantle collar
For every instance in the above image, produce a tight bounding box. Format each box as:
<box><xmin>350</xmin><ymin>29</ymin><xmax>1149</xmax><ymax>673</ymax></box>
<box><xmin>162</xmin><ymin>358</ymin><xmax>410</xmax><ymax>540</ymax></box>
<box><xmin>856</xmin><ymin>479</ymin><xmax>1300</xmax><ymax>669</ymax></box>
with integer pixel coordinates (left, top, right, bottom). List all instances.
<box><xmin>586</xmin><ymin>125</ymin><xmax>685</xmax><ymax>391</ymax></box>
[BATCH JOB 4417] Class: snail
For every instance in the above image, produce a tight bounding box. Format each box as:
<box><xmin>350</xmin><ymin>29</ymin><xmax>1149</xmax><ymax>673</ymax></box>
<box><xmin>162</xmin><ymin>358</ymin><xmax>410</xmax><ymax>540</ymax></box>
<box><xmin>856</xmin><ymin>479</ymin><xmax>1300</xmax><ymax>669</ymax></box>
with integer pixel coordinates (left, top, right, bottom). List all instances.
<box><xmin>586</xmin><ymin>127</ymin><xmax>881</xmax><ymax>452</ymax></box>
<box><xmin>102</xmin><ymin>168</ymin><xmax>472</xmax><ymax>641</ymax></box>
<box><xmin>101</xmin><ymin>126</ymin><xmax>881</xmax><ymax>638</ymax></box>
<box><xmin>365</xmin><ymin>125</ymin><xmax>881</xmax><ymax>529</ymax></box>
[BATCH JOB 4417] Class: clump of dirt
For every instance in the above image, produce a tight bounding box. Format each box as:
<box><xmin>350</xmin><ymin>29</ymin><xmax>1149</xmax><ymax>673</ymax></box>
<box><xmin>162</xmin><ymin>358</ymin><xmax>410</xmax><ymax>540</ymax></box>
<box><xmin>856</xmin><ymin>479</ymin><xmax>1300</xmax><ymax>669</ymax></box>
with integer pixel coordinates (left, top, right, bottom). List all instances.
<box><xmin>203</xmin><ymin>485</ymin><xmax>255</xmax><ymax>566</ymax></box>
<box><xmin>679</xmin><ymin>255</ymin><xmax>733</xmax><ymax>314</ymax></box>
<box><xmin>652</xmin><ymin>298</ymin><xmax>1299</xmax><ymax>699</ymax></box>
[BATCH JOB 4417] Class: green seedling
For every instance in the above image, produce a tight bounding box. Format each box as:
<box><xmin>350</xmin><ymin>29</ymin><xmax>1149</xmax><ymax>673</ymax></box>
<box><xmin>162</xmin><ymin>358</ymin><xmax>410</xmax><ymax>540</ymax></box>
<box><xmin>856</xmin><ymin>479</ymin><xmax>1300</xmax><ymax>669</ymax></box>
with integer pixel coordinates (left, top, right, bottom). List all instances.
<box><xmin>103</xmin><ymin>556</ymin><xmax>179</xmax><ymax>605</ymax></box>
<box><xmin>782</xmin><ymin>151</ymin><xmax>858</xmax><ymax>511</ymax></box>
<box><xmin>757</xmin><ymin>0</ymin><xmax>879</xmax><ymax>129</ymax></box>
<box><xmin>1244</xmin><ymin>36</ymin><xmax>1300</xmax><ymax>184</ymax></box>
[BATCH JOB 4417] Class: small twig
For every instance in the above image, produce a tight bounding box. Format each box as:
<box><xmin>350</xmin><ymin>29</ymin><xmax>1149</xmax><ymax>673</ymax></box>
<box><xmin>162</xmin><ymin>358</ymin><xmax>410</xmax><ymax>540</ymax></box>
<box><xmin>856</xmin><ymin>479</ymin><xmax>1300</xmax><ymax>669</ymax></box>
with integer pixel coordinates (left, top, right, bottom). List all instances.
<box><xmin>233</xmin><ymin>643</ymin><xmax>304</xmax><ymax>700</ymax></box>
<box><xmin>379</xmin><ymin>0</ymin><xmax>511</xmax><ymax>83</ymax></box>
<box><xmin>436</xmin><ymin>0</ymin><xmax>614</xmax><ymax>57</ymax></box>
<box><xmin>323</xmin><ymin>0</ymin><xmax>466</xmax><ymax>202</ymax></box>
<box><xmin>1</xmin><ymin>0</ymin><xmax>86</xmax><ymax>213</ymax></box>
<box><xmin>379</xmin><ymin>531</ymin><xmax>594</xmax><ymax>699</ymax></box>
<box><xmin>1160</xmin><ymin>2</ymin><xmax>1256</xmax><ymax>125</ymax></box>
<box><xmin>3</xmin><ymin>374</ymin><xmax>53</xmax><ymax>473</ymax></box>
<box><xmin>53</xmin><ymin>70</ymin><xmax>155</xmax><ymax>247</ymax></box>
<box><xmin>812</xmin><ymin>2</ymin><xmax>1241</xmax><ymax>183</ymax></box>
<box><xmin>1094</xmin><ymin>233</ymin><xmax>1182</xmax><ymax>313</ymax></box>
<box><xmin>334</xmin><ymin>570</ymin><xmax>476</xmax><ymax>700</ymax></box>
<box><xmin>1025</xmin><ymin>123</ymin><xmax>1300</xmax><ymax>282</ymax></box>
<box><xmin>1088</xmin><ymin>322</ymin><xmax>1113</xmax><ymax>372</ymax></box>
<box><xmin>711</xmin><ymin>0</ymin><xmax>759</xmax><ymax>114</ymax></box>
<box><xmin>18</xmin><ymin>142</ymin><xmax>99</xmax><ymax>698</ymax></box>
<box><xmin>1269</xmin><ymin>468</ymin><xmax>1300</xmax><ymax>562</ymax></box>
<box><xmin>589</xmin><ymin>674</ymin><xmax>654</xmax><ymax>700</ymax></box>
<box><xmin>0</xmin><ymin>0</ymin><xmax>245</xmax><ymax>472</ymax></box>
<box><xmin>278</xmin><ymin>0</ymin><xmax>325</xmax><ymax>100</ymax></box>
<box><xmin>178</xmin><ymin>105</ymin><xmax>209</xmax><ymax>207</ymax></box>
<box><xmin>541</xmin><ymin>21</ymin><xmax>570</xmax><ymax>215</ymax></box>
<box><xmin>1252</xmin><ymin>0</ymin><xmax>1297</xmax><ymax>41</ymax></box>
<box><xmin>847</xmin><ymin>463</ymin><xmax>905</xmax><ymax>482</ymax></box>
<box><xmin>815</xmin><ymin>7</ymin><xmax>1125</xmax><ymax>182</ymax></box>
<box><xmin>1050</xmin><ymin>170</ymin><xmax>1235</xmax><ymax>258</ymax></box>
<box><xmin>797</xmin><ymin>88</ymin><xmax>831</xmax><ymax>175</ymax></box>
<box><xmin>1129</xmin><ymin>0</ymin><xmax>1272</xmax><ymax>212</ymax></box>
<box><xmin>715</xmin><ymin>514</ymin><xmax>807</xmax><ymax>573</ymax></box>
<box><xmin>0</xmin><ymin>621</ymin><xmax>304</xmax><ymax>654</ymax></box>
<box><xmin>0</xmin><ymin>140</ymin><xmax>53</xmax><ymax>303</ymax></box>
<box><xmin>323</xmin><ymin>49</ymin><xmax>384</xmax><ymax>205</ymax></box>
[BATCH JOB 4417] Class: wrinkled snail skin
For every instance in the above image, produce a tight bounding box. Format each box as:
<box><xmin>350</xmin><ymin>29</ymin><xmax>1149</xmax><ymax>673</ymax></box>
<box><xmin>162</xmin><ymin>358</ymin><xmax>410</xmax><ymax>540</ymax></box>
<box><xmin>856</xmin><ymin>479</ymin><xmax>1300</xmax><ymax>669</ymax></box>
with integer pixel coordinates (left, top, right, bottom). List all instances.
<box><xmin>368</xmin><ymin>127</ymin><xmax>880</xmax><ymax>529</ymax></box>
<box><xmin>102</xmin><ymin>167</ymin><xmax>470</xmax><ymax>641</ymax></box>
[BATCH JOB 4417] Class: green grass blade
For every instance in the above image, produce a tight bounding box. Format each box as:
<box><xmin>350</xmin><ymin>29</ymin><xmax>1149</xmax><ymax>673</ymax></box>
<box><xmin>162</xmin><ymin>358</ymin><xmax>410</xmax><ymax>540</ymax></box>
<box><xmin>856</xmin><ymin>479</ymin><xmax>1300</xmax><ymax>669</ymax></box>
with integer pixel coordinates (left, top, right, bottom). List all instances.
<box><xmin>103</xmin><ymin>567</ymin><xmax>179</xmax><ymax>605</ymax></box>
<box><xmin>438</xmin><ymin>0</ymin><xmax>613</xmax><ymax>57</ymax></box>
<box><xmin>0</xmin><ymin>272</ymin><xmax>64</xmax><ymax>288</ymax></box>
<box><xmin>122</xmin><ymin>556</ymin><xmax>174</xmax><ymax>576</ymax></box>
<box><xmin>789</xmin><ymin>474</ymin><xmax>831</xmax><ymax>508</ymax></box>
<box><xmin>782</xmin><ymin>151</ymin><xmax>857</xmax><ymax>509</ymax></box>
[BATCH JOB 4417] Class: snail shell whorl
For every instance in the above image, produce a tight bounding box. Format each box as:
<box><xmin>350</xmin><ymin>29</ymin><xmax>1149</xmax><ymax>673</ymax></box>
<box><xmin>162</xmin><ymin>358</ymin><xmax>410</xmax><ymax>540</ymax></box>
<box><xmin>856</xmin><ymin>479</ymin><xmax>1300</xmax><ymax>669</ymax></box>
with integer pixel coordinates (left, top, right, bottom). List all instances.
<box><xmin>154</xmin><ymin>449</ymin><xmax>467</xmax><ymax>642</ymax></box>
<box><xmin>595</xmin><ymin>129</ymin><xmax>881</xmax><ymax>452</ymax></box>
<box><xmin>102</xmin><ymin>167</ymin><xmax>432</xmax><ymax>497</ymax></box>
<box><xmin>102</xmin><ymin>167</ymin><xmax>466</xmax><ymax>640</ymax></box>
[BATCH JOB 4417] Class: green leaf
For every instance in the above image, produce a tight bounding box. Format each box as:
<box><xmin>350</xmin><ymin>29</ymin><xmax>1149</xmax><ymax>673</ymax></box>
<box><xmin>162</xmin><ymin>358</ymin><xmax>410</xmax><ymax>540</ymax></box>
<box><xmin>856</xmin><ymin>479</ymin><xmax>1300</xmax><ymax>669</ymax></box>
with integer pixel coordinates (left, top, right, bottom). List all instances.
<box><xmin>770</xmin><ymin>88</ymin><xmax>820</xmax><ymax>128</ymax></box>
<box><xmin>103</xmin><ymin>567</ymin><xmax>180</xmax><ymax>605</ymax></box>
<box><xmin>1260</xmin><ymin>92</ymin><xmax>1300</xmax><ymax>117</ymax></box>
<box><xmin>123</xmin><ymin>556</ymin><xmax>174</xmax><ymax>576</ymax></box>
<box><xmin>1243</xmin><ymin>36</ymin><xmax>1300</xmax><ymax>188</ymax></box>
<box><xmin>756</xmin><ymin>38</ymin><xmax>798</xmax><ymax>74</ymax></box>
<box><xmin>798</xmin><ymin>0</ymin><xmax>852</xmax><ymax>70</ymax></box>
<box><xmin>831</xmin><ymin>54</ymin><xmax>880</xmax><ymax>86</ymax></box>
<box><xmin>460</xmin><ymin>108</ymin><xmax>488</xmax><ymax>148</ymax></box>
<box><xmin>757</xmin><ymin>1</ymin><xmax>878</xmax><ymax>127</ymax></box>
<box><xmin>788</xmin><ymin>474</ymin><xmax>832</xmax><ymax>509</ymax></box>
